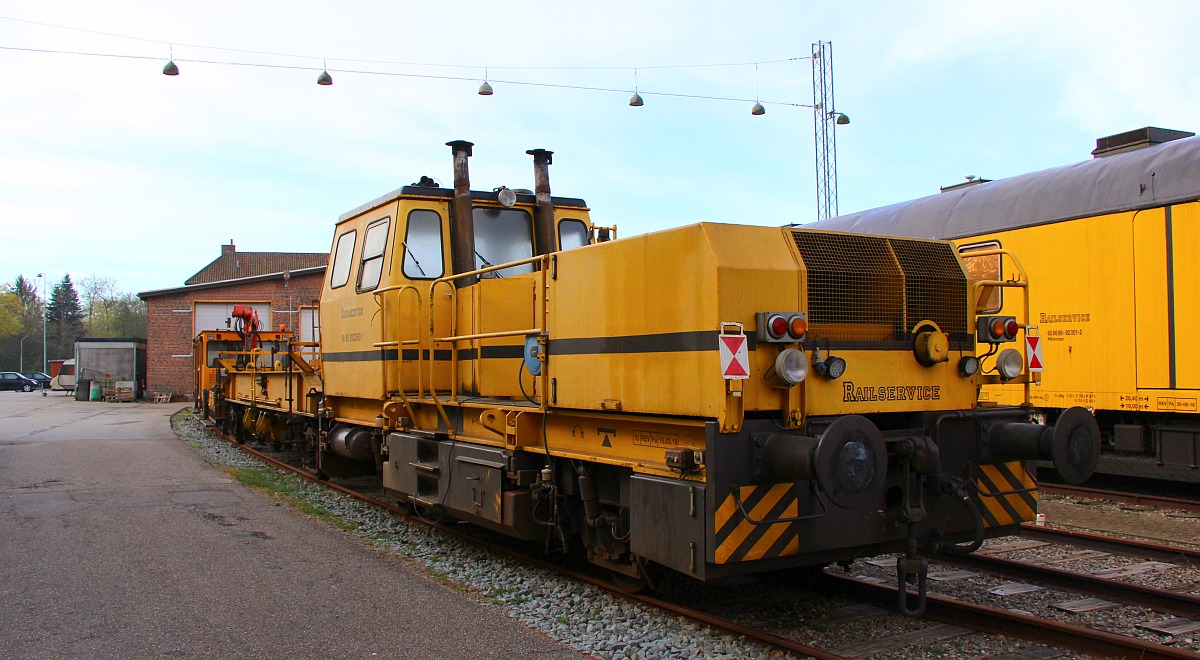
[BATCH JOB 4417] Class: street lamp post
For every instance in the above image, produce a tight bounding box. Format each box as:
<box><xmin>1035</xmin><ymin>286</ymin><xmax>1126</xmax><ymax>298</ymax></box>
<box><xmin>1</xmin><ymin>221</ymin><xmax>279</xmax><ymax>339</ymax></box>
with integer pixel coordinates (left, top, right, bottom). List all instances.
<box><xmin>37</xmin><ymin>273</ymin><xmax>46</xmax><ymax>374</ymax></box>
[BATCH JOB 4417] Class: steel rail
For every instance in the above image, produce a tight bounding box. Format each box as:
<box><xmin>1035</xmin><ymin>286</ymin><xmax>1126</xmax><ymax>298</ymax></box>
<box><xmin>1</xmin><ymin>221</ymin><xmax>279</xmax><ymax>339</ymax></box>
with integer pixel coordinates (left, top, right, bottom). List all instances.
<box><xmin>1019</xmin><ymin>524</ymin><xmax>1200</xmax><ymax>566</ymax></box>
<box><xmin>1041</xmin><ymin>483</ymin><xmax>1200</xmax><ymax>513</ymax></box>
<box><xmin>937</xmin><ymin>550</ymin><xmax>1200</xmax><ymax>620</ymax></box>
<box><xmin>823</xmin><ymin>572</ymin><xmax>1199</xmax><ymax>660</ymax></box>
<box><xmin>206</xmin><ymin>421</ymin><xmax>841</xmax><ymax>660</ymax></box>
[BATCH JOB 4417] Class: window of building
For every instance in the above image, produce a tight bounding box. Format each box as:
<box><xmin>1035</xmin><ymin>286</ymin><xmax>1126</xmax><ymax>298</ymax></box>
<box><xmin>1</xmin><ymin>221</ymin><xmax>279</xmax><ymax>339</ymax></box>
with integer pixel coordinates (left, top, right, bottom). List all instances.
<box><xmin>472</xmin><ymin>207</ymin><xmax>534</xmax><ymax>277</ymax></box>
<box><xmin>402</xmin><ymin>209</ymin><xmax>445</xmax><ymax>279</ymax></box>
<box><xmin>558</xmin><ymin>219</ymin><xmax>590</xmax><ymax>251</ymax></box>
<box><xmin>330</xmin><ymin>230</ymin><xmax>357</xmax><ymax>289</ymax></box>
<box><xmin>959</xmin><ymin>241</ymin><xmax>1002</xmax><ymax>313</ymax></box>
<box><xmin>358</xmin><ymin>217</ymin><xmax>391</xmax><ymax>292</ymax></box>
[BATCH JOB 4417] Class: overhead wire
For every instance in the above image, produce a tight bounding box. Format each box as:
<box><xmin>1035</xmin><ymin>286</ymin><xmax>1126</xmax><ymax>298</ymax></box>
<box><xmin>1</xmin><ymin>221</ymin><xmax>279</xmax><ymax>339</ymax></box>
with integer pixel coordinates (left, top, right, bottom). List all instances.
<box><xmin>0</xmin><ymin>14</ymin><xmax>816</xmax><ymax>108</ymax></box>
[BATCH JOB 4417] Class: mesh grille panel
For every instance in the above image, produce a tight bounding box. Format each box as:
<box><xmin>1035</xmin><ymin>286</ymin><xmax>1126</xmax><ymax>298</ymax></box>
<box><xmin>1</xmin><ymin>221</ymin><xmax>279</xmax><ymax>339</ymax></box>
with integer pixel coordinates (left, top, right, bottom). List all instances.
<box><xmin>791</xmin><ymin>231</ymin><xmax>967</xmax><ymax>341</ymax></box>
<box><xmin>890</xmin><ymin>240</ymin><xmax>968</xmax><ymax>335</ymax></box>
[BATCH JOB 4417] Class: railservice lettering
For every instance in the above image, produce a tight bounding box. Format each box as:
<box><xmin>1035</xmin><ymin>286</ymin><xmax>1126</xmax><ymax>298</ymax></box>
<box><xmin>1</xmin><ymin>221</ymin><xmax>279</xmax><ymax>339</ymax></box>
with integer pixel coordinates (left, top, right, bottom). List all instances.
<box><xmin>341</xmin><ymin>306</ymin><xmax>364</xmax><ymax>319</ymax></box>
<box><xmin>843</xmin><ymin>382</ymin><xmax>940</xmax><ymax>403</ymax></box>
<box><xmin>340</xmin><ymin>332</ymin><xmax>363</xmax><ymax>343</ymax></box>
<box><xmin>1039</xmin><ymin>312</ymin><xmax>1091</xmax><ymax>324</ymax></box>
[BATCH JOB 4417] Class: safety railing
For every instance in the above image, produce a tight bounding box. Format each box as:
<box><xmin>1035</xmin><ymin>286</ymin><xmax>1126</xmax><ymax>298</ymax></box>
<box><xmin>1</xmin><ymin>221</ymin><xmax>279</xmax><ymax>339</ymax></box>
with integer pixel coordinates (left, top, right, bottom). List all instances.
<box><xmin>427</xmin><ymin>255</ymin><xmax>551</xmax><ymax>429</ymax></box>
<box><xmin>965</xmin><ymin>247</ymin><xmax>1034</xmax><ymax>403</ymax></box>
<box><xmin>372</xmin><ymin>283</ymin><xmax>425</xmax><ymax>424</ymax></box>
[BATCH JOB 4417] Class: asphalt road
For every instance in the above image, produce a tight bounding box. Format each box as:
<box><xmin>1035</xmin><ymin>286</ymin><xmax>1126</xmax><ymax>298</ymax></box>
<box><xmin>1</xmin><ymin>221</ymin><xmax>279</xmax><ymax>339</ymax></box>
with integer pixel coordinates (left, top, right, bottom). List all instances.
<box><xmin>0</xmin><ymin>393</ymin><xmax>580</xmax><ymax>658</ymax></box>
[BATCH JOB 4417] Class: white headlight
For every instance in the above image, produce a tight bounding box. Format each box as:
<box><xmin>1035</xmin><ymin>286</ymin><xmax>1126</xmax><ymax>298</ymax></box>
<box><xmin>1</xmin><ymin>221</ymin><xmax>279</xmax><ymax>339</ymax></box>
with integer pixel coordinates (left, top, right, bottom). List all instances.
<box><xmin>774</xmin><ymin>349</ymin><xmax>809</xmax><ymax>386</ymax></box>
<box><xmin>997</xmin><ymin>348</ymin><xmax>1024</xmax><ymax>380</ymax></box>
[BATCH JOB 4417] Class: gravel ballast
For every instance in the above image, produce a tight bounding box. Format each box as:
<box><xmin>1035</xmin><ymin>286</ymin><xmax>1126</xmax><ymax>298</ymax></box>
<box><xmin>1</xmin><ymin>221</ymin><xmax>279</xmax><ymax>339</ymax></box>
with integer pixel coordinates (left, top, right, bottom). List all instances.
<box><xmin>176</xmin><ymin>410</ymin><xmax>1192</xmax><ymax>659</ymax></box>
<box><xmin>173</xmin><ymin>411</ymin><xmax>782</xmax><ymax>659</ymax></box>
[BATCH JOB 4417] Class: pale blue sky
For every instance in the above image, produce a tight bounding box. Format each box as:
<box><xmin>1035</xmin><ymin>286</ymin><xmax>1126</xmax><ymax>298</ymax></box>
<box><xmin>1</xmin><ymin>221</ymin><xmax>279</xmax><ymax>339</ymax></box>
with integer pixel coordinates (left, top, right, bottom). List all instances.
<box><xmin>2</xmin><ymin>0</ymin><xmax>1197</xmax><ymax>295</ymax></box>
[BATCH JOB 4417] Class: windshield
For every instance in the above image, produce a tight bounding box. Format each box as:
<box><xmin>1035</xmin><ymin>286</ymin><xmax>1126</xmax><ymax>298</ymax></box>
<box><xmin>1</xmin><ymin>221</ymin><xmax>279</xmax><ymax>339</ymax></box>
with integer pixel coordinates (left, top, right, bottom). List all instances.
<box><xmin>472</xmin><ymin>207</ymin><xmax>534</xmax><ymax>277</ymax></box>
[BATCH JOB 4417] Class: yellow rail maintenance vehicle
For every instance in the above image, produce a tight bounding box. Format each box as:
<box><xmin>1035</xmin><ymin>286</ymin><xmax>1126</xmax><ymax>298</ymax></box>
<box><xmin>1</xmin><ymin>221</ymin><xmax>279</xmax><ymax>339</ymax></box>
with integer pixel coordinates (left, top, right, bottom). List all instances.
<box><xmin>811</xmin><ymin>127</ymin><xmax>1200</xmax><ymax>482</ymax></box>
<box><xmin>194</xmin><ymin>310</ymin><xmax>296</xmax><ymax>420</ymax></box>
<box><xmin>208</xmin><ymin>141</ymin><xmax>1098</xmax><ymax>614</ymax></box>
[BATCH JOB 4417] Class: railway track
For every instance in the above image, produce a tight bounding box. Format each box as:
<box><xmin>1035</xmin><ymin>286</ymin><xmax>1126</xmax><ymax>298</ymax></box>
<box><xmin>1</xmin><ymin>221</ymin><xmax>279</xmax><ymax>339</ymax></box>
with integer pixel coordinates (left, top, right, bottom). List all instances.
<box><xmin>1041</xmin><ymin>482</ymin><xmax>1200</xmax><ymax>514</ymax></box>
<box><xmin>198</xmin><ymin>416</ymin><xmax>1199</xmax><ymax>658</ymax></box>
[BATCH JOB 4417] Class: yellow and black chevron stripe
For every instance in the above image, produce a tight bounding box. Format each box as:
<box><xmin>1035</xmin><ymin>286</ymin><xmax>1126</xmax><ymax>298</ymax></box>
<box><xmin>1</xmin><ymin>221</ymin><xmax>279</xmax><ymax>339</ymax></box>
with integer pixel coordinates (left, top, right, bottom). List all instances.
<box><xmin>975</xmin><ymin>461</ymin><xmax>1038</xmax><ymax>528</ymax></box>
<box><xmin>714</xmin><ymin>483</ymin><xmax>803</xmax><ymax>564</ymax></box>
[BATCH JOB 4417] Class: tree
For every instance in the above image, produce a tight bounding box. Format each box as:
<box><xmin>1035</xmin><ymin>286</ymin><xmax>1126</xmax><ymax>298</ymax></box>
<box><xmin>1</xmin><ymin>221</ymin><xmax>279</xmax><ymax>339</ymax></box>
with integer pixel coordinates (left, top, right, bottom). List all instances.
<box><xmin>46</xmin><ymin>274</ymin><xmax>84</xmax><ymax>362</ymax></box>
<box><xmin>0</xmin><ymin>276</ymin><xmax>46</xmax><ymax>371</ymax></box>
<box><xmin>87</xmin><ymin>293</ymin><xmax>147</xmax><ymax>338</ymax></box>
<box><xmin>80</xmin><ymin>274</ymin><xmax>119</xmax><ymax>336</ymax></box>
<box><xmin>0</xmin><ymin>286</ymin><xmax>21</xmax><ymax>340</ymax></box>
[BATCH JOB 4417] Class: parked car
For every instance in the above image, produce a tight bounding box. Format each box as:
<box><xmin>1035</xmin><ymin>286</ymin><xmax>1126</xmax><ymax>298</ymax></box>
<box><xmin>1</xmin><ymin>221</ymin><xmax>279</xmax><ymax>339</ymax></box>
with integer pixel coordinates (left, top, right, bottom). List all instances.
<box><xmin>0</xmin><ymin>372</ymin><xmax>38</xmax><ymax>392</ymax></box>
<box><xmin>20</xmin><ymin>371</ymin><xmax>51</xmax><ymax>388</ymax></box>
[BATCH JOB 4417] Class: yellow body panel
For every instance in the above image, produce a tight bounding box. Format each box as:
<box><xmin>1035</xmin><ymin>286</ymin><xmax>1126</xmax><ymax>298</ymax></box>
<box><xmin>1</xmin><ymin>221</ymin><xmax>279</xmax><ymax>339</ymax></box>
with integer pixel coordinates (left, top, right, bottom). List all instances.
<box><xmin>967</xmin><ymin>202</ymin><xmax>1200</xmax><ymax>413</ymax></box>
<box><xmin>1171</xmin><ymin>204</ymin><xmax>1200</xmax><ymax>388</ymax></box>
<box><xmin>805</xmin><ymin>350</ymin><xmax>977</xmax><ymax>414</ymax></box>
<box><xmin>1133</xmin><ymin>209</ymin><xmax>1170</xmax><ymax>389</ymax></box>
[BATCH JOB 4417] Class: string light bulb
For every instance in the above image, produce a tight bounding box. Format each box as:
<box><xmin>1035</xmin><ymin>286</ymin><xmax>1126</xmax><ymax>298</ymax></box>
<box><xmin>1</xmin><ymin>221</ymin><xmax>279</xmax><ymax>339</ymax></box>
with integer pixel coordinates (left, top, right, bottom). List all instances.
<box><xmin>162</xmin><ymin>44</ymin><xmax>178</xmax><ymax>76</ymax></box>
<box><xmin>478</xmin><ymin>68</ymin><xmax>494</xmax><ymax>95</ymax></box>
<box><xmin>750</xmin><ymin>63</ymin><xmax>764</xmax><ymax>115</ymax></box>
<box><xmin>629</xmin><ymin>68</ymin><xmax>643</xmax><ymax>107</ymax></box>
<box><xmin>317</xmin><ymin>60</ymin><xmax>332</xmax><ymax>85</ymax></box>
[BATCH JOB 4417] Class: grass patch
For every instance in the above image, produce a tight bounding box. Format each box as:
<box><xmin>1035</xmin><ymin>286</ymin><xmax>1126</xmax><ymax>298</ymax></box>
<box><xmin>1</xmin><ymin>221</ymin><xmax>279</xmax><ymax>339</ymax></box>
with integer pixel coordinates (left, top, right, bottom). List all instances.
<box><xmin>227</xmin><ymin>466</ymin><xmax>349</xmax><ymax>527</ymax></box>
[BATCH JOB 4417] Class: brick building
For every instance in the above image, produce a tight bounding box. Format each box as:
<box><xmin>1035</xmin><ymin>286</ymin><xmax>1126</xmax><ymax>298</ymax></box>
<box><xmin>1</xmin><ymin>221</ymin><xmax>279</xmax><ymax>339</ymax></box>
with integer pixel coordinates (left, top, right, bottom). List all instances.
<box><xmin>139</xmin><ymin>242</ymin><xmax>327</xmax><ymax>399</ymax></box>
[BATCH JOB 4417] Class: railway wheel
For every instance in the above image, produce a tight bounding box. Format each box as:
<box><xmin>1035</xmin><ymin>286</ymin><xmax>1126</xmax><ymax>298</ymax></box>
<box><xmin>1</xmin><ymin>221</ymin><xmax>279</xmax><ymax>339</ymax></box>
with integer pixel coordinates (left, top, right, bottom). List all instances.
<box><xmin>608</xmin><ymin>570</ymin><xmax>648</xmax><ymax>593</ymax></box>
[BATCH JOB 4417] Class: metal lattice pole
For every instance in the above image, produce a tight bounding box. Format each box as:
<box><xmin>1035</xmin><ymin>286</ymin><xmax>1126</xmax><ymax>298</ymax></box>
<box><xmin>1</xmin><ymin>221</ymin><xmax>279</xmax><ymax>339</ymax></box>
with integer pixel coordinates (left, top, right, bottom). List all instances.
<box><xmin>812</xmin><ymin>41</ymin><xmax>838</xmax><ymax>221</ymax></box>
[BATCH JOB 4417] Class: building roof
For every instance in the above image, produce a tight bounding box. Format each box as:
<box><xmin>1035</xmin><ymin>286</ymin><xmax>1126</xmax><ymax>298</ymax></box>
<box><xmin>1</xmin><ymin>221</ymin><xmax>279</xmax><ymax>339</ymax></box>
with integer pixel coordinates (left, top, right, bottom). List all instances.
<box><xmin>186</xmin><ymin>242</ymin><xmax>328</xmax><ymax>285</ymax></box>
<box><xmin>138</xmin><ymin>266</ymin><xmax>326</xmax><ymax>299</ymax></box>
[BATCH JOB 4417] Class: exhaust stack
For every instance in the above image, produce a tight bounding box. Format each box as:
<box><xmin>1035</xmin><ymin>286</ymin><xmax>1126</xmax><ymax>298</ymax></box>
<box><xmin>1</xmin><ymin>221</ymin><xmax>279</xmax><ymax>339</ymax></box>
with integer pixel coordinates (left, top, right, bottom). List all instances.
<box><xmin>527</xmin><ymin>149</ymin><xmax>557</xmax><ymax>256</ymax></box>
<box><xmin>447</xmin><ymin>140</ymin><xmax>478</xmax><ymax>286</ymax></box>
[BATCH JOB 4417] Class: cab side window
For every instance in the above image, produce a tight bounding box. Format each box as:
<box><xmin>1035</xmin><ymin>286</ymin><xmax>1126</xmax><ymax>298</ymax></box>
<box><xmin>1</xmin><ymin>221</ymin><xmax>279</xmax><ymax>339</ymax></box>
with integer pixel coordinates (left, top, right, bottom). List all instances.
<box><xmin>959</xmin><ymin>241</ymin><xmax>1002</xmax><ymax>313</ymax></box>
<box><xmin>358</xmin><ymin>218</ymin><xmax>391</xmax><ymax>292</ymax></box>
<box><xmin>402</xmin><ymin>210</ymin><xmax>445</xmax><ymax>279</ymax></box>
<box><xmin>558</xmin><ymin>219</ymin><xmax>590</xmax><ymax>251</ymax></box>
<box><xmin>329</xmin><ymin>230</ymin><xmax>357</xmax><ymax>289</ymax></box>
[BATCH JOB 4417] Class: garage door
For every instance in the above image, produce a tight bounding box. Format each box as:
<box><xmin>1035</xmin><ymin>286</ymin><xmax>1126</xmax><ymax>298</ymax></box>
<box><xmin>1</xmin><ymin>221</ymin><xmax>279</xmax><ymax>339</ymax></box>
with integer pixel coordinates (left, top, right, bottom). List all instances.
<box><xmin>194</xmin><ymin>302</ymin><xmax>272</xmax><ymax>334</ymax></box>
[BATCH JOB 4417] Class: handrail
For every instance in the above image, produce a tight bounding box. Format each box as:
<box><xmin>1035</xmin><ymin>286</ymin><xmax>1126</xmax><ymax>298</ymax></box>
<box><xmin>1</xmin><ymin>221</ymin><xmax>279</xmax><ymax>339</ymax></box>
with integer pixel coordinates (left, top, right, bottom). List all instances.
<box><xmin>964</xmin><ymin>247</ymin><xmax>1033</xmax><ymax>403</ymax></box>
<box><xmin>441</xmin><ymin>327</ymin><xmax>542</xmax><ymax>343</ymax></box>
<box><xmin>427</xmin><ymin>254</ymin><xmax>551</xmax><ymax>418</ymax></box>
<box><xmin>372</xmin><ymin>283</ymin><xmax>425</xmax><ymax>424</ymax></box>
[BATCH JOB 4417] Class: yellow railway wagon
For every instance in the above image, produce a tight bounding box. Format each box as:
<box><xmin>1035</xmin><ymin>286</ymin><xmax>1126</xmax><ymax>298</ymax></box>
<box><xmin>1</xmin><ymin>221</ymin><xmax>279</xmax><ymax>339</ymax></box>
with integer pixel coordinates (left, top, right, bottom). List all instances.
<box><xmin>812</xmin><ymin>127</ymin><xmax>1200</xmax><ymax>480</ymax></box>
<box><xmin>193</xmin><ymin>329</ymin><xmax>293</xmax><ymax>417</ymax></box>
<box><xmin>208</xmin><ymin>141</ymin><xmax>1098</xmax><ymax>614</ymax></box>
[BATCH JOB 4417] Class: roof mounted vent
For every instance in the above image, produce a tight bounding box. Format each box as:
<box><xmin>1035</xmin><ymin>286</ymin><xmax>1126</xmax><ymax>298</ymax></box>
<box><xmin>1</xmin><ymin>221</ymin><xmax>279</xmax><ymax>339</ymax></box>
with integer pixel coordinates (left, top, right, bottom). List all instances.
<box><xmin>1092</xmin><ymin>127</ymin><xmax>1194</xmax><ymax>158</ymax></box>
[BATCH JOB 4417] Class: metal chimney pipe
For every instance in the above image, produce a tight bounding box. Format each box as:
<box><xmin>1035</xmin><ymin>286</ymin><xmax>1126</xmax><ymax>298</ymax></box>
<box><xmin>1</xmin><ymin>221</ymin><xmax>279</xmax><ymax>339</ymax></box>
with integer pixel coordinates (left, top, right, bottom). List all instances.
<box><xmin>446</xmin><ymin>140</ymin><xmax>478</xmax><ymax>286</ymax></box>
<box><xmin>526</xmin><ymin>149</ymin><xmax>557</xmax><ymax>256</ymax></box>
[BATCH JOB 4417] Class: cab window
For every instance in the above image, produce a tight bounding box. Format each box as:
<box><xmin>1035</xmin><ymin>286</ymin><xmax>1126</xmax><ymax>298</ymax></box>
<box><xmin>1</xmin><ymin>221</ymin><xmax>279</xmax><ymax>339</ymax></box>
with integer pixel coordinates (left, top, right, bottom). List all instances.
<box><xmin>206</xmin><ymin>340</ymin><xmax>242</xmax><ymax>367</ymax></box>
<box><xmin>959</xmin><ymin>241</ymin><xmax>1002</xmax><ymax>313</ymax></box>
<box><xmin>358</xmin><ymin>218</ymin><xmax>391</xmax><ymax>292</ymax></box>
<box><xmin>329</xmin><ymin>230</ymin><xmax>357</xmax><ymax>289</ymax></box>
<box><xmin>402</xmin><ymin>209</ymin><xmax>445</xmax><ymax>280</ymax></box>
<box><xmin>558</xmin><ymin>219</ymin><xmax>590</xmax><ymax>251</ymax></box>
<box><xmin>472</xmin><ymin>207</ymin><xmax>534</xmax><ymax>277</ymax></box>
